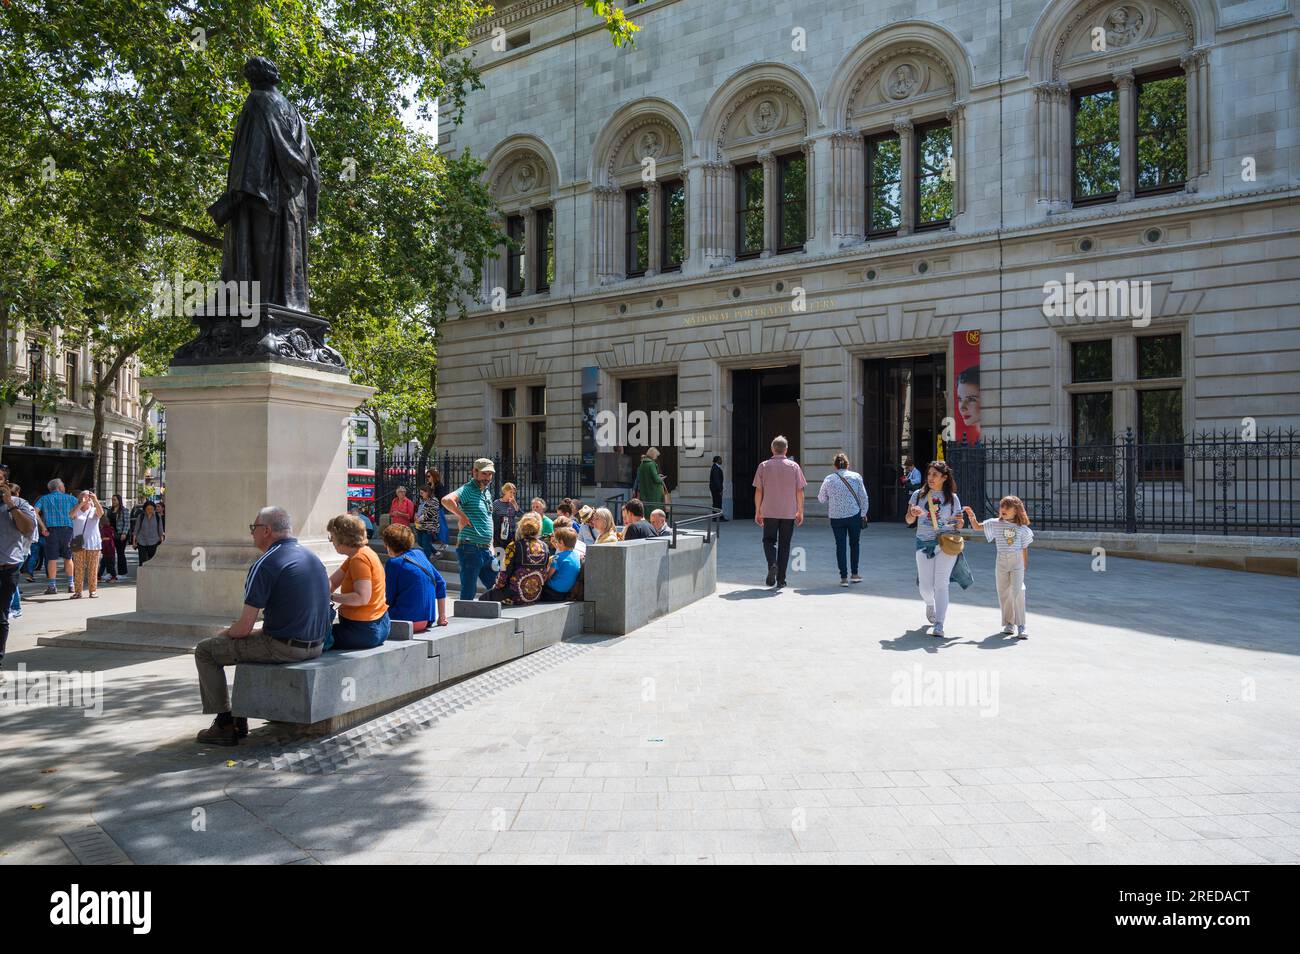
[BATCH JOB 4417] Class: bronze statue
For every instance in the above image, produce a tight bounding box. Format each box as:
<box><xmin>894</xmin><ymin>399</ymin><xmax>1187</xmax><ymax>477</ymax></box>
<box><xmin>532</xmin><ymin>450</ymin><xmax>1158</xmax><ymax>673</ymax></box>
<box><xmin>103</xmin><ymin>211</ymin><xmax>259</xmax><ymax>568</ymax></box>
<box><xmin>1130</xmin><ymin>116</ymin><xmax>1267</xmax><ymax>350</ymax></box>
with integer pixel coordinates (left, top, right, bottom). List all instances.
<box><xmin>174</xmin><ymin>57</ymin><xmax>343</xmax><ymax>370</ymax></box>
<box><xmin>209</xmin><ymin>57</ymin><xmax>318</xmax><ymax>311</ymax></box>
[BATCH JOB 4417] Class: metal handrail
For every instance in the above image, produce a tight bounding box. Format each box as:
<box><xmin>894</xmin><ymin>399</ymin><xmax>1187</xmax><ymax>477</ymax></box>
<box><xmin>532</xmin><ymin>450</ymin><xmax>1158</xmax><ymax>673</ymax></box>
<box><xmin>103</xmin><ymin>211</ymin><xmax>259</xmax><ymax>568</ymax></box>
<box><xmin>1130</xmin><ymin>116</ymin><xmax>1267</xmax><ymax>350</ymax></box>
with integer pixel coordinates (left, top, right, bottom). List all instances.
<box><xmin>602</xmin><ymin>491</ymin><xmax>722</xmax><ymax>549</ymax></box>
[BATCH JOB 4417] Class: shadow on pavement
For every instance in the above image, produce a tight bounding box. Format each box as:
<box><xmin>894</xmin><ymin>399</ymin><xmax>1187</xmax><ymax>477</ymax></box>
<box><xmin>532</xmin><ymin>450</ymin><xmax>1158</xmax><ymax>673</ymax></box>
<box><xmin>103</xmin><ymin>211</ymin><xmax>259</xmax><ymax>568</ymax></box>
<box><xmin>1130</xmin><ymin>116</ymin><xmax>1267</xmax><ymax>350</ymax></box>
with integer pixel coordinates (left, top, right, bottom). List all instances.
<box><xmin>715</xmin><ymin>521</ymin><xmax>1300</xmax><ymax>655</ymax></box>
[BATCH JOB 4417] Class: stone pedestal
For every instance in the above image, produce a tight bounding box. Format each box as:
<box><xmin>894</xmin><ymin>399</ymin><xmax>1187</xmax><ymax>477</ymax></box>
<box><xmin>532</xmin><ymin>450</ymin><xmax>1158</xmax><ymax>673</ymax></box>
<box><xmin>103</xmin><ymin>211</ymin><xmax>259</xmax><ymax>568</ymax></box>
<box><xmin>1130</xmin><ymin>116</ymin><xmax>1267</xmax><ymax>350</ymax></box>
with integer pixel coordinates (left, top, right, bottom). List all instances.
<box><xmin>139</xmin><ymin>361</ymin><xmax>373</xmax><ymax>617</ymax></box>
<box><xmin>42</xmin><ymin>361</ymin><xmax>374</xmax><ymax>652</ymax></box>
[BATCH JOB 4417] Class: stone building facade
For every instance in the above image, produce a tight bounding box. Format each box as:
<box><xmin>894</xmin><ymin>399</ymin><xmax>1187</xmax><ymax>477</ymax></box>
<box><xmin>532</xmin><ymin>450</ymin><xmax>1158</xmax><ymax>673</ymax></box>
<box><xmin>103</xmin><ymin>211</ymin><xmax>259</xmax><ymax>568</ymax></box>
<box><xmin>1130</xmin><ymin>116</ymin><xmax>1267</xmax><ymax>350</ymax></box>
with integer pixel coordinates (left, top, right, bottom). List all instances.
<box><xmin>4</xmin><ymin>326</ymin><xmax>149</xmax><ymax>500</ymax></box>
<box><xmin>436</xmin><ymin>0</ymin><xmax>1300</xmax><ymax>519</ymax></box>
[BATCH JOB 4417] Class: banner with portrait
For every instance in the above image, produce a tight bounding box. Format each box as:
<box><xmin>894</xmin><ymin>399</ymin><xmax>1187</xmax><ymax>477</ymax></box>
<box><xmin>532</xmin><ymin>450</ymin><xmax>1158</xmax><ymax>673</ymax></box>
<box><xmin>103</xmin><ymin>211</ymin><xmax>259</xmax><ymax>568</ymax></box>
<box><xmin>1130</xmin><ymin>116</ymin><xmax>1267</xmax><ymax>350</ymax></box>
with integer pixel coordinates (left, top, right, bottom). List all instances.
<box><xmin>952</xmin><ymin>330</ymin><xmax>981</xmax><ymax>446</ymax></box>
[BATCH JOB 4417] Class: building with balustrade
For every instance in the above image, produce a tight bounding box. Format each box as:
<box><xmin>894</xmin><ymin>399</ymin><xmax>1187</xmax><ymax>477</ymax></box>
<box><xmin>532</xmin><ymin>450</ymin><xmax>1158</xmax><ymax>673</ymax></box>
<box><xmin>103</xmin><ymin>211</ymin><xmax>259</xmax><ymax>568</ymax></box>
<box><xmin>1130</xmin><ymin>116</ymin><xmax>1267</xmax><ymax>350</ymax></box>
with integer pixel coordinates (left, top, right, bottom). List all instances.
<box><xmin>435</xmin><ymin>0</ymin><xmax>1299</xmax><ymax>524</ymax></box>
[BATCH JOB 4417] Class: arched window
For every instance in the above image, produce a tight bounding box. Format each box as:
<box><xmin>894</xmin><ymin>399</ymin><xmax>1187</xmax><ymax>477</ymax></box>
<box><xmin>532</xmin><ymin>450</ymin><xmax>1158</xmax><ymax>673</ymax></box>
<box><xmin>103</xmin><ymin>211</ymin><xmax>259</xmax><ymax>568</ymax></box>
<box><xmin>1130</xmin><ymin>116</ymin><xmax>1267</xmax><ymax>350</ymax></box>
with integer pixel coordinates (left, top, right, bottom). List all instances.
<box><xmin>698</xmin><ymin>65</ymin><xmax>817</xmax><ymax>265</ymax></box>
<box><xmin>591</xmin><ymin>101</ymin><xmax>690</xmax><ymax>283</ymax></box>
<box><xmin>482</xmin><ymin>137</ymin><xmax>559</xmax><ymax>300</ymax></box>
<box><xmin>826</xmin><ymin>26</ymin><xmax>970</xmax><ymax>243</ymax></box>
<box><xmin>1027</xmin><ymin>0</ymin><xmax>1208</xmax><ymax>209</ymax></box>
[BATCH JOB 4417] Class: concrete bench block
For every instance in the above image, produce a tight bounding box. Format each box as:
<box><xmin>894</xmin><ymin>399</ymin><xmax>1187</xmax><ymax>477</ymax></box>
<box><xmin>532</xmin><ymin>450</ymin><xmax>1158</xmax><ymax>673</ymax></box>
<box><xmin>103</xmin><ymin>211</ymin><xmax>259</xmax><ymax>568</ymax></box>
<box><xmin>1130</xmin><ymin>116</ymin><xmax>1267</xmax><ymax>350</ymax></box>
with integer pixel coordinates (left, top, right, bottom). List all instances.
<box><xmin>582</xmin><ymin>533</ymin><xmax>715</xmax><ymax>635</ymax></box>
<box><xmin>388</xmin><ymin>619</ymin><xmax>415</xmax><ymax>641</ymax></box>
<box><xmin>415</xmin><ymin>617</ymin><xmax>521</xmax><ymax>681</ymax></box>
<box><xmin>231</xmin><ymin>639</ymin><xmax>438</xmax><ymax>724</ymax></box>
<box><xmin>502</xmin><ymin>602</ymin><xmax>585</xmax><ymax>652</ymax></box>
<box><xmin>454</xmin><ymin>599</ymin><xmax>501</xmax><ymax>619</ymax></box>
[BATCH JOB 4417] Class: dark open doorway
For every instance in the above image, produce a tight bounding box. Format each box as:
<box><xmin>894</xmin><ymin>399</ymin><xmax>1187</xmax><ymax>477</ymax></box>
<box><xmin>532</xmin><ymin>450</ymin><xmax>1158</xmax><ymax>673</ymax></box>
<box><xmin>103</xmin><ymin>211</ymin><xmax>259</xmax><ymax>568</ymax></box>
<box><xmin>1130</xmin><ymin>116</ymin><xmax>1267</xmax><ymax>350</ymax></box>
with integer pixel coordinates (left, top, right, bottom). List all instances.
<box><xmin>861</xmin><ymin>353</ymin><xmax>947</xmax><ymax>521</ymax></box>
<box><xmin>731</xmin><ymin>364</ymin><xmax>800</xmax><ymax>519</ymax></box>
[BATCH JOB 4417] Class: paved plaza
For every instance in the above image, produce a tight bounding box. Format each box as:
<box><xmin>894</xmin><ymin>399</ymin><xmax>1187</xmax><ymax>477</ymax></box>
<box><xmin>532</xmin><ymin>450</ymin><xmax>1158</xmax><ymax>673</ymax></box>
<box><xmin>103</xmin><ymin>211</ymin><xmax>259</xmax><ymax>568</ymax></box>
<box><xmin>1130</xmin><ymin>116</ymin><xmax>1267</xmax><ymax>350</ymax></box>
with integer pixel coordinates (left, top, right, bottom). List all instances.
<box><xmin>2</xmin><ymin>524</ymin><xmax>1299</xmax><ymax>865</ymax></box>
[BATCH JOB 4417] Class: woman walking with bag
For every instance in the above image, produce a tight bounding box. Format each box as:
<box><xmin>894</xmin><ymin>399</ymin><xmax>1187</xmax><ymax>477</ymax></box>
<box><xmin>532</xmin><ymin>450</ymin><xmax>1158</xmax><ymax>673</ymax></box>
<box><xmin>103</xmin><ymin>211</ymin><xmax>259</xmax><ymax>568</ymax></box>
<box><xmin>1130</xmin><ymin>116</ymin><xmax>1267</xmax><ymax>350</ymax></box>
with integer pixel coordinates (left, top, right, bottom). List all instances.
<box><xmin>817</xmin><ymin>453</ymin><xmax>869</xmax><ymax>587</ymax></box>
<box><xmin>905</xmin><ymin>460</ymin><xmax>967</xmax><ymax>638</ymax></box>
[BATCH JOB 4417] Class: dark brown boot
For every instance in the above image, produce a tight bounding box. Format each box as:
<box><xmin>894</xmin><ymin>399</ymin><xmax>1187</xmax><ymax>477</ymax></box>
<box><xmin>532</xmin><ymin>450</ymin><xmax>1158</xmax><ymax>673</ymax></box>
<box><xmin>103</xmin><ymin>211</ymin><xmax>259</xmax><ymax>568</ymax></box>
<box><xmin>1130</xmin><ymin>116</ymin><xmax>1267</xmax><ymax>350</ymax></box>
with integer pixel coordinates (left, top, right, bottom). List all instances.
<box><xmin>234</xmin><ymin>717</ymin><xmax>249</xmax><ymax>739</ymax></box>
<box><xmin>196</xmin><ymin>717</ymin><xmax>240</xmax><ymax>746</ymax></box>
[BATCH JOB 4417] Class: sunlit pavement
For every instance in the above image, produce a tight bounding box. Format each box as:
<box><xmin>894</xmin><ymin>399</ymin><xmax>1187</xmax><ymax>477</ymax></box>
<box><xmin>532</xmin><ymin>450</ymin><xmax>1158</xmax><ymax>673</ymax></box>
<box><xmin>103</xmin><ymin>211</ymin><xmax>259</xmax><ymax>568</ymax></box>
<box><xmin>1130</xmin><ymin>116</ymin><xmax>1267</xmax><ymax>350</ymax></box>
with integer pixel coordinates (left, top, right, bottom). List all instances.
<box><xmin>3</xmin><ymin>524</ymin><xmax>1299</xmax><ymax>864</ymax></box>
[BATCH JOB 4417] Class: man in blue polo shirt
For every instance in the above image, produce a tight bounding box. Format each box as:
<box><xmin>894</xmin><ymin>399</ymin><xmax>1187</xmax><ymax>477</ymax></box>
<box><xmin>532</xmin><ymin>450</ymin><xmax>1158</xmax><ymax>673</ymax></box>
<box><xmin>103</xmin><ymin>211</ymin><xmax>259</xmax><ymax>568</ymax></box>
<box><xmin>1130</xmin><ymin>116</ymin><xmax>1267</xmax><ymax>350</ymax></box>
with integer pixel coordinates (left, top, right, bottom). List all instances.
<box><xmin>193</xmin><ymin>505</ymin><xmax>331</xmax><ymax>746</ymax></box>
<box><xmin>34</xmin><ymin>478</ymin><xmax>78</xmax><ymax>595</ymax></box>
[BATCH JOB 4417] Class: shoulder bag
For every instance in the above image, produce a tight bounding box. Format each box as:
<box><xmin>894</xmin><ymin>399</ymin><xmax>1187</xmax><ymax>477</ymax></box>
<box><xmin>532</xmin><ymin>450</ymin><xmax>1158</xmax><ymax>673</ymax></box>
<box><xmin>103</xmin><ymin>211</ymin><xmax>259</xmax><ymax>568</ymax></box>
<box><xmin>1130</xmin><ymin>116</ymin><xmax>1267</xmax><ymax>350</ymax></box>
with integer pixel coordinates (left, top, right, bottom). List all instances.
<box><xmin>834</xmin><ymin>472</ymin><xmax>869</xmax><ymax>527</ymax></box>
<box><xmin>927</xmin><ymin>495</ymin><xmax>965</xmax><ymax>556</ymax></box>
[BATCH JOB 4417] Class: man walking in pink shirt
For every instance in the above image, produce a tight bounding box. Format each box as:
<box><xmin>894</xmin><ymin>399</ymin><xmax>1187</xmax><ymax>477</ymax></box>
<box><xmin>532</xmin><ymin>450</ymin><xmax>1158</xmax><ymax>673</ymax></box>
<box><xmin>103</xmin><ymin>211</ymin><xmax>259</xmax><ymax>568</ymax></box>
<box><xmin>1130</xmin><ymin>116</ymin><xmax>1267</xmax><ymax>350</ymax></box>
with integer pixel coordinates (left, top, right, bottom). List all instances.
<box><xmin>752</xmin><ymin>435</ymin><xmax>807</xmax><ymax>589</ymax></box>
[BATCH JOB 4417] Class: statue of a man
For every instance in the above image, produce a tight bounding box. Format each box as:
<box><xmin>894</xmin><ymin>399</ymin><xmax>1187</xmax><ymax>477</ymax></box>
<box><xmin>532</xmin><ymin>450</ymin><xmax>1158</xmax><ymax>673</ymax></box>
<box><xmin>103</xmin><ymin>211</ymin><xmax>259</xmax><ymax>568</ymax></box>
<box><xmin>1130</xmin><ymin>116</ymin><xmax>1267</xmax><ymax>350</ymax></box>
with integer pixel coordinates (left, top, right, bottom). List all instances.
<box><xmin>208</xmin><ymin>57</ymin><xmax>319</xmax><ymax>313</ymax></box>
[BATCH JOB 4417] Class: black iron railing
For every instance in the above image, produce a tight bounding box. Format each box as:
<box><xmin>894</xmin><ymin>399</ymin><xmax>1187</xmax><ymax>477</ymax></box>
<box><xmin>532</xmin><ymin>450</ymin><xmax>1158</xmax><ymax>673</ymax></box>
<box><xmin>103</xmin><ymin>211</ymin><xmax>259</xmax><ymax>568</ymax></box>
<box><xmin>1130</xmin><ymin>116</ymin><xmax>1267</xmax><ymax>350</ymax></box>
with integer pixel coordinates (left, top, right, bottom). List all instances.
<box><xmin>602</xmin><ymin>490</ymin><xmax>722</xmax><ymax>548</ymax></box>
<box><xmin>370</xmin><ymin>450</ymin><xmax>581</xmax><ymax>517</ymax></box>
<box><xmin>946</xmin><ymin>428</ymin><xmax>1300</xmax><ymax>535</ymax></box>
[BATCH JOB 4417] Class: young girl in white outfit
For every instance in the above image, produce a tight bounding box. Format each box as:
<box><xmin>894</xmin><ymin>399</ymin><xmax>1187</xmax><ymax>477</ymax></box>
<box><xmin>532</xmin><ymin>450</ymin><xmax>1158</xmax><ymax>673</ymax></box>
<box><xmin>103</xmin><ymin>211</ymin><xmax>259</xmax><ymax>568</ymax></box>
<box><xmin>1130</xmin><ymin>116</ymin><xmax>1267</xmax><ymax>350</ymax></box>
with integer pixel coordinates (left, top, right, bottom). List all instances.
<box><xmin>963</xmin><ymin>496</ymin><xmax>1033</xmax><ymax>639</ymax></box>
<box><xmin>905</xmin><ymin>461</ymin><xmax>965</xmax><ymax>638</ymax></box>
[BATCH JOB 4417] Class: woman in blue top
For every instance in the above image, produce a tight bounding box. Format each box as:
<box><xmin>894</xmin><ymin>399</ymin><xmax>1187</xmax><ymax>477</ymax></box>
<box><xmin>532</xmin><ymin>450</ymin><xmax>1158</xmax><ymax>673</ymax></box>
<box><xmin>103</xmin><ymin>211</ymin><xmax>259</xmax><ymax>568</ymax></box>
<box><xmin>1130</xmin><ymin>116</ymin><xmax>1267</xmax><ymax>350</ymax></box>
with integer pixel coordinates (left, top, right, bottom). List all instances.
<box><xmin>905</xmin><ymin>460</ymin><xmax>966</xmax><ymax>638</ymax></box>
<box><xmin>816</xmin><ymin>452</ymin><xmax>869</xmax><ymax>587</ymax></box>
<box><xmin>381</xmin><ymin>523</ymin><xmax>448</xmax><ymax>631</ymax></box>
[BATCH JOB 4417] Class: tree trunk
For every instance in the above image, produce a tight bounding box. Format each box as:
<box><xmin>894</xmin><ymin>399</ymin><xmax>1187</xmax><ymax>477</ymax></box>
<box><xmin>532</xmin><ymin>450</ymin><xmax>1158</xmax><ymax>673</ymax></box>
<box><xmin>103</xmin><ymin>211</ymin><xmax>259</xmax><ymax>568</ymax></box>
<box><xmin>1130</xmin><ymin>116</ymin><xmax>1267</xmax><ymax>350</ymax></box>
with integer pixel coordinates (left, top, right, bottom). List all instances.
<box><xmin>0</xmin><ymin>296</ymin><xmax>10</xmax><ymax>440</ymax></box>
<box><xmin>91</xmin><ymin>348</ymin><xmax>135</xmax><ymax>495</ymax></box>
<box><xmin>138</xmin><ymin>393</ymin><xmax>157</xmax><ymax>496</ymax></box>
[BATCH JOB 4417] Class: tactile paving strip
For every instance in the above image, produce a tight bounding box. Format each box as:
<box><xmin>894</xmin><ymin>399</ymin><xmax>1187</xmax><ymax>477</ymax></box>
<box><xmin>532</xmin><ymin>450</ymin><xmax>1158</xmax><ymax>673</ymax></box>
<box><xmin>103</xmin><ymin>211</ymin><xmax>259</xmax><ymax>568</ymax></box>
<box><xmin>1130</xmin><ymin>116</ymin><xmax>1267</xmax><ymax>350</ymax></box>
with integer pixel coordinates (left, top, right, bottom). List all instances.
<box><xmin>237</xmin><ymin>641</ymin><xmax>594</xmax><ymax>775</ymax></box>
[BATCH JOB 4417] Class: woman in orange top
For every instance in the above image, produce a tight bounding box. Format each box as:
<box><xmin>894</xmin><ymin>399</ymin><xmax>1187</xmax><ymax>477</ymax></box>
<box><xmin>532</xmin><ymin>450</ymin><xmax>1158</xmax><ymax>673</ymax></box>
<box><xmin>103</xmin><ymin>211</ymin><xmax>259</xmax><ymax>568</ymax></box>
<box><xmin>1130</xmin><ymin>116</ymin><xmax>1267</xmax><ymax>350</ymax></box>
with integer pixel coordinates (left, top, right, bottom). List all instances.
<box><xmin>326</xmin><ymin>513</ymin><xmax>391</xmax><ymax>651</ymax></box>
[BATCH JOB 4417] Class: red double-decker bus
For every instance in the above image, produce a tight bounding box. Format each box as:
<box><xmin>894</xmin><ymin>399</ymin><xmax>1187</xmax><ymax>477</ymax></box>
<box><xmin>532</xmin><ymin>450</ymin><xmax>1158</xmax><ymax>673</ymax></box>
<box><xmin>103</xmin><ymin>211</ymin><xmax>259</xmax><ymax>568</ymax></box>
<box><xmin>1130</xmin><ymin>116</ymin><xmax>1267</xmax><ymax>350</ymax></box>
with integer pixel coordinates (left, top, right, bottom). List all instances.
<box><xmin>347</xmin><ymin>468</ymin><xmax>375</xmax><ymax>506</ymax></box>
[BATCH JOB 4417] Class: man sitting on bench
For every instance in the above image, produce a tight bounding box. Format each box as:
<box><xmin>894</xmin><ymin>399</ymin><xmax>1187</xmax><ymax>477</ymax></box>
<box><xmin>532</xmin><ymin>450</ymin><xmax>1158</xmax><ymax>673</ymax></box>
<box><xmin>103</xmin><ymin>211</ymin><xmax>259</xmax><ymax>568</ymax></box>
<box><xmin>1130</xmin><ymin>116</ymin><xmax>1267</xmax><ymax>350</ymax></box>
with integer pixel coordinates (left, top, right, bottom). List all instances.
<box><xmin>194</xmin><ymin>506</ymin><xmax>332</xmax><ymax>746</ymax></box>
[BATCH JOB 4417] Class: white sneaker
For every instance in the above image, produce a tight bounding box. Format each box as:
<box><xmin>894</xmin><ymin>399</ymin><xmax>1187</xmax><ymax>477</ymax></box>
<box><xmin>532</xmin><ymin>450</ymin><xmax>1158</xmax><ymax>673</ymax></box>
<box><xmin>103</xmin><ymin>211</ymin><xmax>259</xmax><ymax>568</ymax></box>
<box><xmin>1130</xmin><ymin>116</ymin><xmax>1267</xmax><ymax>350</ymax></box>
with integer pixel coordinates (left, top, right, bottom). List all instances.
<box><xmin>1016</xmin><ymin>627</ymin><xmax>1029</xmax><ymax>640</ymax></box>
<box><xmin>840</xmin><ymin>577</ymin><xmax>849</xmax><ymax>587</ymax></box>
<box><xmin>1002</xmin><ymin>625</ymin><xmax>1014</xmax><ymax>635</ymax></box>
<box><xmin>925</xmin><ymin>604</ymin><xmax>936</xmax><ymax>624</ymax></box>
<box><xmin>931</xmin><ymin>624</ymin><xmax>945</xmax><ymax>638</ymax></box>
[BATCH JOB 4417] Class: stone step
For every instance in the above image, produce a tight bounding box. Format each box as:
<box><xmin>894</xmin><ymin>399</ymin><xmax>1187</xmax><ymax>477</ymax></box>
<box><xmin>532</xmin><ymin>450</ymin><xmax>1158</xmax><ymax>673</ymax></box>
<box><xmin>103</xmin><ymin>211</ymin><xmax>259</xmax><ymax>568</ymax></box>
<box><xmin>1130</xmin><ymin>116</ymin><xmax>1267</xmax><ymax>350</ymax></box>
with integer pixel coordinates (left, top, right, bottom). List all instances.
<box><xmin>39</xmin><ymin>611</ymin><xmax>233</xmax><ymax>653</ymax></box>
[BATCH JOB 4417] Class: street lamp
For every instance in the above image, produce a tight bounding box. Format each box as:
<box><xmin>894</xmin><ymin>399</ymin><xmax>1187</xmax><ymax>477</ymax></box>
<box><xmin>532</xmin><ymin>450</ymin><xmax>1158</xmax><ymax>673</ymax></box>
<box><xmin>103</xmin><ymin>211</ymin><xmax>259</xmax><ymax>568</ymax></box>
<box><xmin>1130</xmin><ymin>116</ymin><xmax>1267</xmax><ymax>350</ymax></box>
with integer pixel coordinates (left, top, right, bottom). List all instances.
<box><xmin>26</xmin><ymin>341</ymin><xmax>43</xmax><ymax>448</ymax></box>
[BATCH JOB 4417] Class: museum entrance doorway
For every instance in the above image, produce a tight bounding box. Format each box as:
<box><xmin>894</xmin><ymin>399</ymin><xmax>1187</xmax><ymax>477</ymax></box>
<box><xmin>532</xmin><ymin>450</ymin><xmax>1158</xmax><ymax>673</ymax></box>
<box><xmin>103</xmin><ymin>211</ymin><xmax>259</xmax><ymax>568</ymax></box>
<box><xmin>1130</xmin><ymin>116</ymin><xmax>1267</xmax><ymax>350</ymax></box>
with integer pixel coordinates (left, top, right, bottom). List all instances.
<box><xmin>861</xmin><ymin>353</ymin><xmax>947</xmax><ymax>521</ymax></box>
<box><xmin>731</xmin><ymin>364</ymin><xmax>801</xmax><ymax>520</ymax></box>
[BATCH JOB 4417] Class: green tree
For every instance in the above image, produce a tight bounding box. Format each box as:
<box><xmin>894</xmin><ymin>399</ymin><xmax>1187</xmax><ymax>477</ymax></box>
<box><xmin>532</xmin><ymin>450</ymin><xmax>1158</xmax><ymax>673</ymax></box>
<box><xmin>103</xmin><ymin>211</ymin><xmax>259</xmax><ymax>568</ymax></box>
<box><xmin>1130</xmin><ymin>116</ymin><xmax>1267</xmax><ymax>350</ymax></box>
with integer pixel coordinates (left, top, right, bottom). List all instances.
<box><xmin>1</xmin><ymin>1</ymin><xmax>640</xmax><ymax>449</ymax></box>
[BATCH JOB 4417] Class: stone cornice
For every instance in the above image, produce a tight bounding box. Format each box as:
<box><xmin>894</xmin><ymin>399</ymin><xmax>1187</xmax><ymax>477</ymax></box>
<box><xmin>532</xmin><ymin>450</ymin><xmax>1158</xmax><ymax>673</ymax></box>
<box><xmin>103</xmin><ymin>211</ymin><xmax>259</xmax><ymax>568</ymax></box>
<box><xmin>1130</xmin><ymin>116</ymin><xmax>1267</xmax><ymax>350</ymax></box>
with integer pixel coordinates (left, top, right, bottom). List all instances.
<box><xmin>469</xmin><ymin>0</ymin><xmax>571</xmax><ymax>39</ymax></box>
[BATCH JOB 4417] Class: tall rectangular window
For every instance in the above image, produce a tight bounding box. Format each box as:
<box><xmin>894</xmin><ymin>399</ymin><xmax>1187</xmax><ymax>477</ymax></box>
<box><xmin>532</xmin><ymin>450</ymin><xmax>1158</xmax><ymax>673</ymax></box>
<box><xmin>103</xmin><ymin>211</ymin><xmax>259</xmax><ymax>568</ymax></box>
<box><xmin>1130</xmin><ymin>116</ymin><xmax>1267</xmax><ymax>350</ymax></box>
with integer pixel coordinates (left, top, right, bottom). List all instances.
<box><xmin>506</xmin><ymin>214</ymin><xmax>526</xmax><ymax>297</ymax></box>
<box><xmin>624</xmin><ymin>187</ymin><xmax>650</xmax><ymax>276</ymax></box>
<box><xmin>777</xmin><ymin>153</ymin><xmax>806</xmax><ymax>252</ymax></box>
<box><xmin>1070</xmin><ymin>339</ymin><xmax>1114</xmax><ymax>480</ymax></box>
<box><xmin>1138</xmin><ymin>388</ymin><xmax>1183</xmax><ymax>478</ymax></box>
<box><xmin>1072</xmin><ymin>85</ymin><xmax>1121</xmax><ymax>204</ymax></box>
<box><xmin>915</xmin><ymin>122</ymin><xmax>954</xmax><ymax>229</ymax></box>
<box><xmin>65</xmin><ymin>352</ymin><xmax>78</xmax><ymax>401</ymax></box>
<box><xmin>661</xmin><ymin>179</ymin><xmax>685</xmax><ymax>271</ymax></box>
<box><xmin>535</xmin><ymin>207</ymin><xmax>555</xmax><ymax>291</ymax></box>
<box><xmin>735</xmin><ymin>162</ymin><xmax>764</xmax><ymax>258</ymax></box>
<box><xmin>1136</xmin><ymin>71</ymin><xmax>1187</xmax><ymax>195</ymax></box>
<box><xmin>865</xmin><ymin>133</ymin><xmax>902</xmax><ymax>236</ymax></box>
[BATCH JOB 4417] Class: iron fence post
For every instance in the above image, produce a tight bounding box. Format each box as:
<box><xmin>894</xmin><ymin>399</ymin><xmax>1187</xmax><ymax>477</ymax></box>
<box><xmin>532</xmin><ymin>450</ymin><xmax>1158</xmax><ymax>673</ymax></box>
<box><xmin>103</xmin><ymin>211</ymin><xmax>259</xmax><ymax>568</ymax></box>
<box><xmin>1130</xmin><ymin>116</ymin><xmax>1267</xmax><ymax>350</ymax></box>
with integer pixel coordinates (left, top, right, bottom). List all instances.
<box><xmin>1124</xmin><ymin>428</ymin><xmax>1137</xmax><ymax>534</ymax></box>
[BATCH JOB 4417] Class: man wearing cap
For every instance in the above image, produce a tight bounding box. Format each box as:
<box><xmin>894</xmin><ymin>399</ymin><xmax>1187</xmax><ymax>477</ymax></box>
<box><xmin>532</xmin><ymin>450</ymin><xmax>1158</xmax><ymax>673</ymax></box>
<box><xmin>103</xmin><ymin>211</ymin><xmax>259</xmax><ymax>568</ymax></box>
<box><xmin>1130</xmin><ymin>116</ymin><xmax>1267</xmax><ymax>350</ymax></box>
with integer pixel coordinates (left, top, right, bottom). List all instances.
<box><xmin>442</xmin><ymin>458</ymin><xmax>498</xmax><ymax>599</ymax></box>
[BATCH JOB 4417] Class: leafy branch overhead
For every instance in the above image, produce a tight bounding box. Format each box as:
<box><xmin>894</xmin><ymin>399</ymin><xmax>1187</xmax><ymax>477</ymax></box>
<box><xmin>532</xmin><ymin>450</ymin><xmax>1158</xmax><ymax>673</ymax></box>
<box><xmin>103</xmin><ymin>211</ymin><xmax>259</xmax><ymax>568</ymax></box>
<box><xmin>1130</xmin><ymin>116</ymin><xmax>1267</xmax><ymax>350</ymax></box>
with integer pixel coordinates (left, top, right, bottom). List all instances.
<box><xmin>1</xmin><ymin>1</ymin><xmax>638</xmax><ymax>441</ymax></box>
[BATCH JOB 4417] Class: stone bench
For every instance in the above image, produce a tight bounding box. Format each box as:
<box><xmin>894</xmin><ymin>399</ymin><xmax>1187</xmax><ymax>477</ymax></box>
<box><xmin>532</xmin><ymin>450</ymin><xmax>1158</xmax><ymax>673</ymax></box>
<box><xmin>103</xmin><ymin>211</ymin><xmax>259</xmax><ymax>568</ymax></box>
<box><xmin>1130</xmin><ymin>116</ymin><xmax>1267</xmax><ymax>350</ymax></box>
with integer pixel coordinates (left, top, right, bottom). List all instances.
<box><xmin>230</xmin><ymin>602</ymin><xmax>584</xmax><ymax>731</ymax></box>
<box><xmin>581</xmin><ymin>530</ymin><xmax>716</xmax><ymax>634</ymax></box>
<box><xmin>230</xmin><ymin>619</ymin><xmax>436</xmax><ymax>729</ymax></box>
